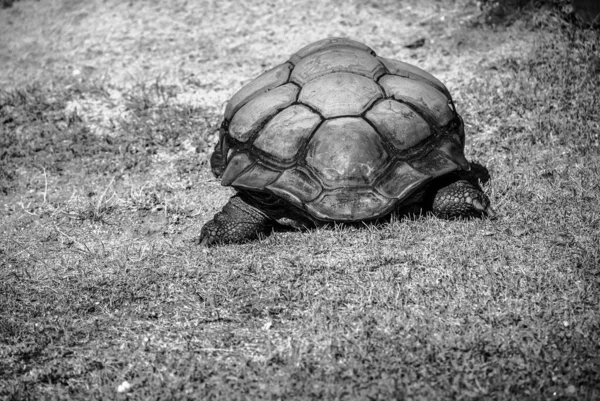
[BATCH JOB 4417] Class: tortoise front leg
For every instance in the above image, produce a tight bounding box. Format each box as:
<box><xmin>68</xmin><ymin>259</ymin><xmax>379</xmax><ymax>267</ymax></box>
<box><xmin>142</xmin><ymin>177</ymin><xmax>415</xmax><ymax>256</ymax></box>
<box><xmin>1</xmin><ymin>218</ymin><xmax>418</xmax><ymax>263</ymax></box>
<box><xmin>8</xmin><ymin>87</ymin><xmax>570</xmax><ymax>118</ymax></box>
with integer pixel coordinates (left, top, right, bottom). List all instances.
<box><xmin>199</xmin><ymin>195</ymin><xmax>273</xmax><ymax>246</ymax></box>
<box><xmin>432</xmin><ymin>179</ymin><xmax>496</xmax><ymax>219</ymax></box>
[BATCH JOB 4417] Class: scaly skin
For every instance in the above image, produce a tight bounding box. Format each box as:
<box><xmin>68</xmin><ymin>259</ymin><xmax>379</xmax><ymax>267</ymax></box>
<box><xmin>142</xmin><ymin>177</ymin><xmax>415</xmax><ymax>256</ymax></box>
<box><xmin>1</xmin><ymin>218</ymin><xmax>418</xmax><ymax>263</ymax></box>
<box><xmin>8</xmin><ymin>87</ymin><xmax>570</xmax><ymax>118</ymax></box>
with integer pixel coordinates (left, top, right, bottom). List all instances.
<box><xmin>432</xmin><ymin>179</ymin><xmax>495</xmax><ymax>219</ymax></box>
<box><xmin>199</xmin><ymin>196</ymin><xmax>272</xmax><ymax>246</ymax></box>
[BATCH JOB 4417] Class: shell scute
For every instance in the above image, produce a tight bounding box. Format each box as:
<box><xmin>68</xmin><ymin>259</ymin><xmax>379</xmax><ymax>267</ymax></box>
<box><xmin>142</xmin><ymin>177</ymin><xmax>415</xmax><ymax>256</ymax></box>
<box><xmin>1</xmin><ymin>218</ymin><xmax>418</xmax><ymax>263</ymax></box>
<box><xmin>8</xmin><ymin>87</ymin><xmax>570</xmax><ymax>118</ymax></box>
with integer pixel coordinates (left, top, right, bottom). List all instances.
<box><xmin>409</xmin><ymin>149</ymin><xmax>459</xmax><ymax>176</ymax></box>
<box><xmin>291</xmin><ymin>47</ymin><xmax>386</xmax><ymax>86</ymax></box>
<box><xmin>299</xmin><ymin>73</ymin><xmax>383</xmax><ymax>118</ymax></box>
<box><xmin>376</xmin><ymin>161</ymin><xmax>431</xmax><ymax>199</ymax></box>
<box><xmin>253</xmin><ymin>105</ymin><xmax>321</xmax><ymax>163</ymax></box>
<box><xmin>224</xmin><ymin>62</ymin><xmax>293</xmax><ymax>121</ymax></box>
<box><xmin>307</xmin><ymin>190</ymin><xmax>394</xmax><ymax>221</ymax></box>
<box><xmin>229</xmin><ymin>83</ymin><xmax>299</xmax><ymax>142</ymax></box>
<box><xmin>377</xmin><ymin>57</ymin><xmax>450</xmax><ymax>98</ymax></box>
<box><xmin>266</xmin><ymin>168</ymin><xmax>322</xmax><ymax>205</ymax></box>
<box><xmin>379</xmin><ymin>75</ymin><xmax>454</xmax><ymax>126</ymax></box>
<box><xmin>290</xmin><ymin>37</ymin><xmax>375</xmax><ymax>65</ymax></box>
<box><xmin>305</xmin><ymin>117</ymin><xmax>387</xmax><ymax>187</ymax></box>
<box><xmin>221</xmin><ymin>153</ymin><xmax>254</xmax><ymax>186</ymax></box>
<box><xmin>231</xmin><ymin>163</ymin><xmax>280</xmax><ymax>190</ymax></box>
<box><xmin>365</xmin><ymin>99</ymin><xmax>431</xmax><ymax>151</ymax></box>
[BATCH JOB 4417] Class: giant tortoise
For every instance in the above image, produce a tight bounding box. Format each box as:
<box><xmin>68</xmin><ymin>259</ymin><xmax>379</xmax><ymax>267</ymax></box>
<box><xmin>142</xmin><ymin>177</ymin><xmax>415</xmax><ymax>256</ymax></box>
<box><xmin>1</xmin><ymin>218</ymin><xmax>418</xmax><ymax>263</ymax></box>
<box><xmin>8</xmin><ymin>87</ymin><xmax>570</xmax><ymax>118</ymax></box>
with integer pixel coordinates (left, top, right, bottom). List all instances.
<box><xmin>200</xmin><ymin>38</ymin><xmax>494</xmax><ymax>245</ymax></box>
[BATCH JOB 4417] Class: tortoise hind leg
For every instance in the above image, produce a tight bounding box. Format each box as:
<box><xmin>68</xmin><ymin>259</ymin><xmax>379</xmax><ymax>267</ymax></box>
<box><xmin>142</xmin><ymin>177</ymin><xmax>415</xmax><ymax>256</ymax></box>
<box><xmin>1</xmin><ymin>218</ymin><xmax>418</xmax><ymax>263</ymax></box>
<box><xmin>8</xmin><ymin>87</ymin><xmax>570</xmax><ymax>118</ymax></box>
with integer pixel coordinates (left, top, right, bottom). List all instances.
<box><xmin>432</xmin><ymin>179</ymin><xmax>496</xmax><ymax>219</ymax></box>
<box><xmin>199</xmin><ymin>195</ymin><xmax>273</xmax><ymax>246</ymax></box>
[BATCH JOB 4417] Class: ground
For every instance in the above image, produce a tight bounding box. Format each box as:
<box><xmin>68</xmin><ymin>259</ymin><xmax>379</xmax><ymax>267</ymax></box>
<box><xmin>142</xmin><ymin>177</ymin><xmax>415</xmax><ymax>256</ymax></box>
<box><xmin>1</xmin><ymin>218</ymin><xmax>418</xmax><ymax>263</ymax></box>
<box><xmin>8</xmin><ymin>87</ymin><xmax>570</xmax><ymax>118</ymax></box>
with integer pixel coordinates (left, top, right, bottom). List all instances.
<box><xmin>1</xmin><ymin>0</ymin><xmax>599</xmax><ymax>399</ymax></box>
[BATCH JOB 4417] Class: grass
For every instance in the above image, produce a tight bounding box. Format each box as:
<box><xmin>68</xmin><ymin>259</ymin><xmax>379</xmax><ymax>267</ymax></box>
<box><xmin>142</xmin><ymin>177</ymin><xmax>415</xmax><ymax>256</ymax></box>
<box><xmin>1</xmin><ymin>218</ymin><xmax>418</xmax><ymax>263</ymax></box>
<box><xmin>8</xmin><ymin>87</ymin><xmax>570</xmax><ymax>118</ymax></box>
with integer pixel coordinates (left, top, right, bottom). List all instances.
<box><xmin>1</xmin><ymin>1</ymin><xmax>600</xmax><ymax>400</ymax></box>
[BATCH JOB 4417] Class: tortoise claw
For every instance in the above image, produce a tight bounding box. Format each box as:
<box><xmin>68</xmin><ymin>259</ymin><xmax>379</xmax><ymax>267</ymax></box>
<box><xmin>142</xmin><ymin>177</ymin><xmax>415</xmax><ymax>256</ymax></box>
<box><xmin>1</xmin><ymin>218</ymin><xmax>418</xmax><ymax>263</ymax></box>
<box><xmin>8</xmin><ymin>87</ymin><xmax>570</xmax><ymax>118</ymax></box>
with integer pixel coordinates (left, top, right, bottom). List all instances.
<box><xmin>472</xmin><ymin>198</ymin><xmax>497</xmax><ymax>220</ymax></box>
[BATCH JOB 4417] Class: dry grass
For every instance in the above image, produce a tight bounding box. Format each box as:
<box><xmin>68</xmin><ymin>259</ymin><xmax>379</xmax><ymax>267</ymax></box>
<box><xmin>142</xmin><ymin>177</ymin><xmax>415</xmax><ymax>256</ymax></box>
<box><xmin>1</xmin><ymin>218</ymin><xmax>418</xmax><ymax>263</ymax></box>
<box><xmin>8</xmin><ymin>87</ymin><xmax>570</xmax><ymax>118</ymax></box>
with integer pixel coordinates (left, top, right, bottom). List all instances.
<box><xmin>1</xmin><ymin>0</ymin><xmax>600</xmax><ymax>400</ymax></box>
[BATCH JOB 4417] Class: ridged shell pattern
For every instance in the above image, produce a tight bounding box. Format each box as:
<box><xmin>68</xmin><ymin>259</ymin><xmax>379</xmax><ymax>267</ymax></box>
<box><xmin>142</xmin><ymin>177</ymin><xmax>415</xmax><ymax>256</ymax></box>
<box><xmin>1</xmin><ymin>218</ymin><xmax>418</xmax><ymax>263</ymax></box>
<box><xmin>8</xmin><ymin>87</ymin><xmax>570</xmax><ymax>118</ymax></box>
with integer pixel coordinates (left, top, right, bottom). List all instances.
<box><xmin>215</xmin><ymin>37</ymin><xmax>467</xmax><ymax>221</ymax></box>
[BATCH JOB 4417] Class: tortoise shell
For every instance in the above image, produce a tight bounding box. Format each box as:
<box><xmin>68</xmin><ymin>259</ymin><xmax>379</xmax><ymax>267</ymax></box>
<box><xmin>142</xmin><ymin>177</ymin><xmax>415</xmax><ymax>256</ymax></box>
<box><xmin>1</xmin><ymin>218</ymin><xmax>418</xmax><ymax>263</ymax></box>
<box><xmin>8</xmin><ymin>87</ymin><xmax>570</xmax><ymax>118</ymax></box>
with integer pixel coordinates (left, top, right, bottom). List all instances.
<box><xmin>211</xmin><ymin>37</ymin><xmax>469</xmax><ymax>221</ymax></box>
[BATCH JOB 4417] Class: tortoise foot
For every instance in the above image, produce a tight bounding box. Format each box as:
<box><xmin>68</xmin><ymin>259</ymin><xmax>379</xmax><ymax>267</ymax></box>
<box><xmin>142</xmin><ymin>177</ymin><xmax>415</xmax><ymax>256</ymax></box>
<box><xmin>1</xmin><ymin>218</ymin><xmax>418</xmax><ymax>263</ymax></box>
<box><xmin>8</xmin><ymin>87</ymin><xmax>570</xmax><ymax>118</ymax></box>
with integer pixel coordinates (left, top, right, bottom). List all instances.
<box><xmin>199</xmin><ymin>196</ymin><xmax>272</xmax><ymax>246</ymax></box>
<box><xmin>433</xmin><ymin>179</ymin><xmax>495</xmax><ymax>219</ymax></box>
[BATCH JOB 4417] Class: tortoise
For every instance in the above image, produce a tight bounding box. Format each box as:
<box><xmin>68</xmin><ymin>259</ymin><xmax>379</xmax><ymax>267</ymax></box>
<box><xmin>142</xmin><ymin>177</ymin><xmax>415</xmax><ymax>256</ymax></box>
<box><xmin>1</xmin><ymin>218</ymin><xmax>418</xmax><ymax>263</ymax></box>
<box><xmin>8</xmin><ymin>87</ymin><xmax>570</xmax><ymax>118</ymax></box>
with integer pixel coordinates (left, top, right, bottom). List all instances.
<box><xmin>200</xmin><ymin>37</ymin><xmax>494</xmax><ymax>245</ymax></box>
